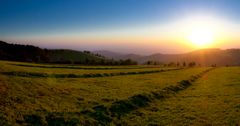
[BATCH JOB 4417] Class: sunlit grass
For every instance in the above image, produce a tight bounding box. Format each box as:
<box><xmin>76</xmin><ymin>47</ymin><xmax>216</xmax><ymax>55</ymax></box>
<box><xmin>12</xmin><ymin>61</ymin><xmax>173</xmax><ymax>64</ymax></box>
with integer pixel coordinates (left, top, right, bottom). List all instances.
<box><xmin>1</xmin><ymin>60</ymin><xmax>239</xmax><ymax>125</ymax></box>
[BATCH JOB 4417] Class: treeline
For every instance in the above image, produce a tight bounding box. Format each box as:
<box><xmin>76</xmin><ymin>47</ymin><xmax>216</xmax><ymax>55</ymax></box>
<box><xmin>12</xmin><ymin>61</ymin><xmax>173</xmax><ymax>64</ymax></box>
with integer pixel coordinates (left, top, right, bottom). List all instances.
<box><xmin>83</xmin><ymin>50</ymin><xmax>105</xmax><ymax>59</ymax></box>
<box><xmin>145</xmin><ymin>60</ymin><xmax>201</xmax><ymax>67</ymax></box>
<box><xmin>0</xmin><ymin>41</ymin><xmax>49</xmax><ymax>62</ymax></box>
<box><xmin>0</xmin><ymin>41</ymin><xmax>137</xmax><ymax>65</ymax></box>
<box><xmin>50</xmin><ymin>58</ymin><xmax>137</xmax><ymax>65</ymax></box>
<box><xmin>98</xmin><ymin>59</ymin><xmax>137</xmax><ymax>65</ymax></box>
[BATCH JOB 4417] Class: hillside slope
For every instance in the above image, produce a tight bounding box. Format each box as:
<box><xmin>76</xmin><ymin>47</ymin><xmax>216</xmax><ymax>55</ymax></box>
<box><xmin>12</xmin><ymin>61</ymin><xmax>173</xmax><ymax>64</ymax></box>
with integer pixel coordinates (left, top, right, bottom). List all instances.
<box><xmin>46</xmin><ymin>49</ymin><xmax>103</xmax><ymax>64</ymax></box>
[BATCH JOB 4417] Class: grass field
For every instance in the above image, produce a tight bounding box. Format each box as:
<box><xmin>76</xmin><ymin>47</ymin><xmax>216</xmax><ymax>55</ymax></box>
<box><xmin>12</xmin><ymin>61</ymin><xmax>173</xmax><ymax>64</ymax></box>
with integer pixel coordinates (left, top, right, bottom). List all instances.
<box><xmin>0</xmin><ymin>60</ymin><xmax>239</xmax><ymax>125</ymax></box>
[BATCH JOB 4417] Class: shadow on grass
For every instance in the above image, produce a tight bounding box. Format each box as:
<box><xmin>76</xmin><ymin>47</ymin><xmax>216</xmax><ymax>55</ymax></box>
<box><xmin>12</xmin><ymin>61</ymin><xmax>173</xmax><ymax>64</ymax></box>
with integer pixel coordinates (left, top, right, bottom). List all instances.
<box><xmin>10</xmin><ymin>63</ymin><xmax>163</xmax><ymax>70</ymax></box>
<box><xmin>23</xmin><ymin>112</ymin><xmax>82</xmax><ymax>126</ymax></box>
<box><xmin>1</xmin><ymin>68</ymin><xmax>182</xmax><ymax>78</ymax></box>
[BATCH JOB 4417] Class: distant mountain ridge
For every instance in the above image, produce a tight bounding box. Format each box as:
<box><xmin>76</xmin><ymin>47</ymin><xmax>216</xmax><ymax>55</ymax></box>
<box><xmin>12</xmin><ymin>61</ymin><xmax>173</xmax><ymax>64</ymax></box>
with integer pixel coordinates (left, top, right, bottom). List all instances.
<box><xmin>95</xmin><ymin>49</ymin><xmax>240</xmax><ymax>66</ymax></box>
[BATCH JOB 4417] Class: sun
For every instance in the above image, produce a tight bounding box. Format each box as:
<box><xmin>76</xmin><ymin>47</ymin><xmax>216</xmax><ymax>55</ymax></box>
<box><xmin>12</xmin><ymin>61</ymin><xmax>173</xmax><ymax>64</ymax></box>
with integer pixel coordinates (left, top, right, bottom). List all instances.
<box><xmin>188</xmin><ymin>27</ymin><xmax>215</xmax><ymax>48</ymax></box>
<box><xmin>181</xmin><ymin>15</ymin><xmax>221</xmax><ymax>48</ymax></box>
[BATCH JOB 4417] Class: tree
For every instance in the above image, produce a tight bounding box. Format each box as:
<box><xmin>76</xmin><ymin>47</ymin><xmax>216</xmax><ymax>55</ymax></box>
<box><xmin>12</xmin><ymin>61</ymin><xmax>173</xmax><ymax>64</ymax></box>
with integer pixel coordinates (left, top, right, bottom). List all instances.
<box><xmin>188</xmin><ymin>62</ymin><xmax>196</xmax><ymax>67</ymax></box>
<box><xmin>168</xmin><ymin>62</ymin><xmax>176</xmax><ymax>67</ymax></box>
<box><xmin>176</xmin><ymin>62</ymin><xmax>180</xmax><ymax>67</ymax></box>
<box><xmin>183</xmin><ymin>62</ymin><xmax>186</xmax><ymax>67</ymax></box>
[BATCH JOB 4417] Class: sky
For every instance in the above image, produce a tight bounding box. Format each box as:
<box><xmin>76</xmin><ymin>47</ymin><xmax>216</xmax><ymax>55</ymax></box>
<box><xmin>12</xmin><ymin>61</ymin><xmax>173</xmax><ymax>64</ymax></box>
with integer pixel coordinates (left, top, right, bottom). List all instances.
<box><xmin>0</xmin><ymin>0</ymin><xmax>240</xmax><ymax>54</ymax></box>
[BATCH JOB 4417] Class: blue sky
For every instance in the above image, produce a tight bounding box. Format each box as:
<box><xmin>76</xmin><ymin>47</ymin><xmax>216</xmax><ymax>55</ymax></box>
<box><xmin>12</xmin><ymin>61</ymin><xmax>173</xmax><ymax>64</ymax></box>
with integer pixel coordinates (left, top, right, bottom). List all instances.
<box><xmin>0</xmin><ymin>0</ymin><xmax>240</xmax><ymax>54</ymax></box>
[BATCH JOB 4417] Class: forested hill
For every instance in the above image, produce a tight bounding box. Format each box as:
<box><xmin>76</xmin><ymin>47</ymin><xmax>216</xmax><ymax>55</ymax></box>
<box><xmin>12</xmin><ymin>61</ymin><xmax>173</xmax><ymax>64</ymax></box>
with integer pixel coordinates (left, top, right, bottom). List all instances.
<box><xmin>0</xmin><ymin>41</ymin><xmax>48</xmax><ymax>62</ymax></box>
<box><xmin>0</xmin><ymin>41</ymin><xmax>104</xmax><ymax>64</ymax></box>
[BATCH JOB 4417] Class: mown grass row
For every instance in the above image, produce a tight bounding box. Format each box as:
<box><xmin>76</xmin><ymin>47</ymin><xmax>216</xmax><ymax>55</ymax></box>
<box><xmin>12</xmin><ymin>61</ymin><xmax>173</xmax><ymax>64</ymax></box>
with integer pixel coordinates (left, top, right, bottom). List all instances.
<box><xmin>10</xmin><ymin>63</ymin><xmax>163</xmax><ymax>70</ymax></box>
<box><xmin>16</xmin><ymin>68</ymin><xmax>215</xmax><ymax>126</ymax></box>
<box><xmin>1</xmin><ymin>68</ymin><xmax>182</xmax><ymax>78</ymax></box>
<box><xmin>80</xmin><ymin>67</ymin><xmax>216</xmax><ymax>125</ymax></box>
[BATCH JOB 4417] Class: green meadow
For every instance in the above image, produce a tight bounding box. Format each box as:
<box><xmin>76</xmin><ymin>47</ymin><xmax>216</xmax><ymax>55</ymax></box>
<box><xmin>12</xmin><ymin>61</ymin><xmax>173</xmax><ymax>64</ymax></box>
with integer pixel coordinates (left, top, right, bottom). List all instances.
<box><xmin>0</xmin><ymin>60</ymin><xmax>240</xmax><ymax>125</ymax></box>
